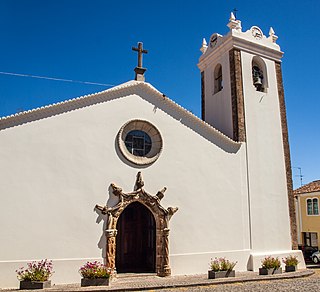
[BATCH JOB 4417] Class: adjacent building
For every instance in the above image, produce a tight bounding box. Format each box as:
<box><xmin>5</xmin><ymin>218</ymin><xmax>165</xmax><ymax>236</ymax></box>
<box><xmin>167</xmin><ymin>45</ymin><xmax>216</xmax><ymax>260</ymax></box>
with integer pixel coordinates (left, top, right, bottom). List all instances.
<box><xmin>294</xmin><ymin>180</ymin><xmax>320</xmax><ymax>254</ymax></box>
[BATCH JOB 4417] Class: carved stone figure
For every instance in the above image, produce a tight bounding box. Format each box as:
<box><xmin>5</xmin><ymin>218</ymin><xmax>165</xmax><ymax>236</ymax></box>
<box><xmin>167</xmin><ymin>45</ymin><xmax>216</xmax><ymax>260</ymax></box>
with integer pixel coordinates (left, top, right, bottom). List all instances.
<box><xmin>110</xmin><ymin>183</ymin><xmax>124</xmax><ymax>197</ymax></box>
<box><xmin>160</xmin><ymin>228</ymin><xmax>171</xmax><ymax>276</ymax></box>
<box><xmin>105</xmin><ymin>230</ymin><xmax>117</xmax><ymax>269</ymax></box>
<box><xmin>107</xmin><ymin>212</ymin><xmax>114</xmax><ymax>230</ymax></box>
<box><xmin>164</xmin><ymin>207</ymin><xmax>179</xmax><ymax>227</ymax></box>
<box><xmin>135</xmin><ymin>171</ymin><xmax>144</xmax><ymax>190</ymax></box>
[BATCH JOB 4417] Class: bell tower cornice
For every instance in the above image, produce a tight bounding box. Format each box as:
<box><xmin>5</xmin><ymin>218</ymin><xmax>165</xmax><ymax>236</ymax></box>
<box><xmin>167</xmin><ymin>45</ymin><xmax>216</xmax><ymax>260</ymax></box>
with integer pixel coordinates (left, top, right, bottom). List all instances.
<box><xmin>198</xmin><ymin>14</ymin><xmax>283</xmax><ymax>71</ymax></box>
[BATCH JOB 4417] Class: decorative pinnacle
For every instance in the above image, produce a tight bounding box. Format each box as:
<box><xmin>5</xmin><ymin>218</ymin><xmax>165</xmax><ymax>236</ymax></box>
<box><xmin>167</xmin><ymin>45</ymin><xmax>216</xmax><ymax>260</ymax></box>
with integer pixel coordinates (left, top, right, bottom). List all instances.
<box><xmin>269</xmin><ymin>27</ymin><xmax>275</xmax><ymax>36</ymax></box>
<box><xmin>268</xmin><ymin>27</ymin><xmax>278</xmax><ymax>43</ymax></box>
<box><xmin>200</xmin><ymin>38</ymin><xmax>208</xmax><ymax>54</ymax></box>
<box><xmin>227</xmin><ymin>11</ymin><xmax>242</xmax><ymax>31</ymax></box>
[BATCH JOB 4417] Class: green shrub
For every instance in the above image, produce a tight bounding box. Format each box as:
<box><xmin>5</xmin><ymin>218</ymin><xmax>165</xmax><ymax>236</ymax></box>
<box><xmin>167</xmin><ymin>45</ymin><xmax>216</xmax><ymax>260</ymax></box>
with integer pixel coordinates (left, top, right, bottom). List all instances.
<box><xmin>261</xmin><ymin>256</ymin><xmax>281</xmax><ymax>269</ymax></box>
<box><xmin>209</xmin><ymin>257</ymin><xmax>237</xmax><ymax>272</ymax></box>
<box><xmin>283</xmin><ymin>255</ymin><xmax>299</xmax><ymax>267</ymax></box>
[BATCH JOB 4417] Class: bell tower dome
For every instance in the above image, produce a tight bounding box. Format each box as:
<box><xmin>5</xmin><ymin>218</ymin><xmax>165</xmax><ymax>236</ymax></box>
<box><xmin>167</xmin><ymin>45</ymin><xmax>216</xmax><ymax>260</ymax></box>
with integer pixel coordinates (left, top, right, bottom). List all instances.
<box><xmin>198</xmin><ymin>13</ymin><xmax>297</xmax><ymax>255</ymax></box>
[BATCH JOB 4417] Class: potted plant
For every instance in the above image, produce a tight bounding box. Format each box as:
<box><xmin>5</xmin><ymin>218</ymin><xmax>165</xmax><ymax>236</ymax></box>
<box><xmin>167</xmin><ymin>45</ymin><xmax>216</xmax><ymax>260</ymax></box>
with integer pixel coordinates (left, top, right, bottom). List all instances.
<box><xmin>79</xmin><ymin>261</ymin><xmax>113</xmax><ymax>287</ymax></box>
<box><xmin>283</xmin><ymin>255</ymin><xmax>299</xmax><ymax>272</ymax></box>
<box><xmin>16</xmin><ymin>259</ymin><xmax>53</xmax><ymax>290</ymax></box>
<box><xmin>208</xmin><ymin>257</ymin><xmax>237</xmax><ymax>279</ymax></box>
<box><xmin>259</xmin><ymin>256</ymin><xmax>282</xmax><ymax>275</ymax></box>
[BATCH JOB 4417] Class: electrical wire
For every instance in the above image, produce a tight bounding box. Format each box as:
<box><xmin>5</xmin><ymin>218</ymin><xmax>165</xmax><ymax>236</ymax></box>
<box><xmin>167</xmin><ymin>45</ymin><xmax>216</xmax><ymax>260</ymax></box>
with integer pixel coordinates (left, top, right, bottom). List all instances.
<box><xmin>0</xmin><ymin>71</ymin><xmax>115</xmax><ymax>87</ymax></box>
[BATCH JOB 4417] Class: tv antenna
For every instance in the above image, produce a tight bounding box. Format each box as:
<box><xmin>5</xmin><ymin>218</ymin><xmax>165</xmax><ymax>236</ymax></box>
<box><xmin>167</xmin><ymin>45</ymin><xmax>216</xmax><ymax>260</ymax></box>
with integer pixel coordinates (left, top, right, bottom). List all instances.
<box><xmin>293</xmin><ymin>167</ymin><xmax>304</xmax><ymax>187</ymax></box>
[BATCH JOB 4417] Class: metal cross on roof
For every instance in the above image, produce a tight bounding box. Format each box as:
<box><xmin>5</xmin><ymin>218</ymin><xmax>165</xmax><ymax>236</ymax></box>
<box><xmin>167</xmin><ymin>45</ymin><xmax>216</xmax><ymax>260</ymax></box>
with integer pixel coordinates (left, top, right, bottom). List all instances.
<box><xmin>233</xmin><ymin>8</ymin><xmax>238</xmax><ymax>18</ymax></box>
<box><xmin>132</xmin><ymin>42</ymin><xmax>148</xmax><ymax>68</ymax></box>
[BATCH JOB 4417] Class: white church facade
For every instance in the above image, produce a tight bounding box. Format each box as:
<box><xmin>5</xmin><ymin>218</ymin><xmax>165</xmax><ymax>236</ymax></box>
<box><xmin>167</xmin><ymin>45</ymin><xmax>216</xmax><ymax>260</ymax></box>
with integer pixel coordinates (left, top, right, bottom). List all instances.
<box><xmin>0</xmin><ymin>14</ymin><xmax>305</xmax><ymax>288</ymax></box>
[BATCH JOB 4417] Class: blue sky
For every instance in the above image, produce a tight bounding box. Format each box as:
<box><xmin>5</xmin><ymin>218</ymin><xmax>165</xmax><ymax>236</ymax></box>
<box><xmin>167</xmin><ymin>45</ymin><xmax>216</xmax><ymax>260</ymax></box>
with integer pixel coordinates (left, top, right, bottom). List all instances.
<box><xmin>0</xmin><ymin>0</ymin><xmax>318</xmax><ymax>188</ymax></box>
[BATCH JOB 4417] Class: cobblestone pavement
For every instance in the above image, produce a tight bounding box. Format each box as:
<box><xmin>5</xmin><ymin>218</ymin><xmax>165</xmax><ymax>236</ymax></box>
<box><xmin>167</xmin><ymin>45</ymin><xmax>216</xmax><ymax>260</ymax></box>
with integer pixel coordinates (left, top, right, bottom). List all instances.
<box><xmin>160</xmin><ymin>270</ymin><xmax>320</xmax><ymax>292</ymax></box>
<box><xmin>1</xmin><ymin>270</ymin><xmax>318</xmax><ymax>292</ymax></box>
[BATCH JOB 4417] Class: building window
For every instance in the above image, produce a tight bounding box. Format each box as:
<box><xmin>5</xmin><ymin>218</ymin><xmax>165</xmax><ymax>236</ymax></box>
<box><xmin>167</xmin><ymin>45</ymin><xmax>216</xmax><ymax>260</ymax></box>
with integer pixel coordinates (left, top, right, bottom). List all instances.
<box><xmin>214</xmin><ymin>64</ymin><xmax>223</xmax><ymax>94</ymax></box>
<box><xmin>307</xmin><ymin>199</ymin><xmax>313</xmax><ymax>215</ymax></box>
<box><xmin>313</xmin><ymin>198</ymin><xmax>319</xmax><ymax>215</ymax></box>
<box><xmin>117</xmin><ymin>120</ymin><xmax>163</xmax><ymax>165</ymax></box>
<box><xmin>307</xmin><ymin>198</ymin><xmax>319</xmax><ymax>215</ymax></box>
<box><xmin>125</xmin><ymin>130</ymin><xmax>152</xmax><ymax>156</ymax></box>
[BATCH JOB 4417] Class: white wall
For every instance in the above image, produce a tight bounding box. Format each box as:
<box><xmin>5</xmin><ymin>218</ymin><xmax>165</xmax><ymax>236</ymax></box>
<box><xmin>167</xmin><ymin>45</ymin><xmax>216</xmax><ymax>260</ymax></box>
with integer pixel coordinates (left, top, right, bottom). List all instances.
<box><xmin>240</xmin><ymin>51</ymin><xmax>292</xmax><ymax>252</ymax></box>
<box><xmin>0</xmin><ymin>90</ymin><xmax>250</xmax><ymax>288</ymax></box>
<box><xmin>203</xmin><ymin>52</ymin><xmax>233</xmax><ymax>139</ymax></box>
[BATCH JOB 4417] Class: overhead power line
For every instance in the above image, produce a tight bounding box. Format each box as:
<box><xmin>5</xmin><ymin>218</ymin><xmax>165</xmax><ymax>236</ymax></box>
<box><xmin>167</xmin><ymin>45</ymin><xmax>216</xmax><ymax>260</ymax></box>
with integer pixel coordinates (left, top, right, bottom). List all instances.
<box><xmin>0</xmin><ymin>71</ymin><xmax>115</xmax><ymax>87</ymax></box>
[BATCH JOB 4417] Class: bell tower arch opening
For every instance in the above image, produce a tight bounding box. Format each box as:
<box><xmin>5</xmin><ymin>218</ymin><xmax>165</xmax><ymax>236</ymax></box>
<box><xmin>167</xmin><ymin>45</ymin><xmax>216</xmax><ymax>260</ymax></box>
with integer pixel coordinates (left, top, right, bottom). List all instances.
<box><xmin>252</xmin><ymin>56</ymin><xmax>268</xmax><ymax>93</ymax></box>
<box><xmin>116</xmin><ymin>202</ymin><xmax>156</xmax><ymax>273</ymax></box>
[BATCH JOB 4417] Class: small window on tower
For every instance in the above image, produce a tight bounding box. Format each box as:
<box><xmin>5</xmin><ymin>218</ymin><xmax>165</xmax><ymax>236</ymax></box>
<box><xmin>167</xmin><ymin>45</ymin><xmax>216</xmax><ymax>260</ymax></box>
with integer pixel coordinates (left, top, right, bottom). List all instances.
<box><xmin>214</xmin><ymin>64</ymin><xmax>223</xmax><ymax>94</ymax></box>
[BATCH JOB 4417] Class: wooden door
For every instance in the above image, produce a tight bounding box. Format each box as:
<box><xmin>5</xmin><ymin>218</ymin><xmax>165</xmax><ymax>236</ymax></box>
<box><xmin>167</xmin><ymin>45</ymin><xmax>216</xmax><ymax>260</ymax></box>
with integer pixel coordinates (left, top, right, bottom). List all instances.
<box><xmin>116</xmin><ymin>202</ymin><xmax>156</xmax><ymax>273</ymax></box>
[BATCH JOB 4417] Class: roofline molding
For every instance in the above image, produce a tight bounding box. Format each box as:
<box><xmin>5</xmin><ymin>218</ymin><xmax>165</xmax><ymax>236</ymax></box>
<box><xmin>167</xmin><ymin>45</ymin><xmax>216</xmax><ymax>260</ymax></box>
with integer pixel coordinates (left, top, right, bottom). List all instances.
<box><xmin>0</xmin><ymin>81</ymin><xmax>241</xmax><ymax>148</ymax></box>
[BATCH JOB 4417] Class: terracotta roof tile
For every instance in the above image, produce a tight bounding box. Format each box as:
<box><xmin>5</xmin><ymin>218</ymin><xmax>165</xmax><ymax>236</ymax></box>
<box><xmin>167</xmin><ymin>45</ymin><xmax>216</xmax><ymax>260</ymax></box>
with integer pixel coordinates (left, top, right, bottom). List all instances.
<box><xmin>294</xmin><ymin>180</ymin><xmax>320</xmax><ymax>194</ymax></box>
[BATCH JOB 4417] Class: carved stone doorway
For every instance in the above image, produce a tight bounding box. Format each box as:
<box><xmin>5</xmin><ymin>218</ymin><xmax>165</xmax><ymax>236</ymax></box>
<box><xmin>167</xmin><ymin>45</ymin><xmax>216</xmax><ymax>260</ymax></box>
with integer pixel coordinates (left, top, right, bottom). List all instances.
<box><xmin>116</xmin><ymin>202</ymin><xmax>156</xmax><ymax>273</ymax></box>
<box><xmin>95</xmin><ymin>172</ymin><xmax>178</xmax><ymax>277</ymax></box>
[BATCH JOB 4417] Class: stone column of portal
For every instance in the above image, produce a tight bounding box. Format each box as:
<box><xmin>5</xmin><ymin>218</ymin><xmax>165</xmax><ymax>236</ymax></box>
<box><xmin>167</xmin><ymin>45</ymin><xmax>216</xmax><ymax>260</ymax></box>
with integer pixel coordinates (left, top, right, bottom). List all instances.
<box><xmin>159</xmin><ymin>228</ymin><xmax>171</xmax><ymax>277</ymax></box>
<box><xmin>105</xmin><ymin>229</ymin><xmax>117</xmax><ymax>270</ymax></box>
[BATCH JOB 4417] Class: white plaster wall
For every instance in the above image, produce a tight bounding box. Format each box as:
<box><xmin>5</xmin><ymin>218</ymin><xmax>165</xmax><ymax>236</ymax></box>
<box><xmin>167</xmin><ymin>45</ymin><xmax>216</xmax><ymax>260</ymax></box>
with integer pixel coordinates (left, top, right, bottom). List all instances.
<box><xmin>249</xmin><ymin>250</ymin><xmax>305</xmax><ymax>271</ymax></box>
<box><xmin>240</xmin><ymin>51</ymin><xmax>292</xmax><ymax>252</ymax></box>
<box><xmin>203</xmin><ymin>52</ymin><xmax>233</xmax><ymax>139</ymax></box>
<box><xmin>0</xmin><ymin>92</ymin><xmax>250</xmax><ymax>288</ymax></box>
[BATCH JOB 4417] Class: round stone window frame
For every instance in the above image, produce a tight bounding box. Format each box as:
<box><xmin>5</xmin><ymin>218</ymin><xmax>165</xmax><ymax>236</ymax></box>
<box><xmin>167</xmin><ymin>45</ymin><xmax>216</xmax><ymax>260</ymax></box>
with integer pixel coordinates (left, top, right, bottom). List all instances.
<box><xmin>117</xmin><ymin>119</ymin><xmax>163</xmax><ymax>165</ymax></box>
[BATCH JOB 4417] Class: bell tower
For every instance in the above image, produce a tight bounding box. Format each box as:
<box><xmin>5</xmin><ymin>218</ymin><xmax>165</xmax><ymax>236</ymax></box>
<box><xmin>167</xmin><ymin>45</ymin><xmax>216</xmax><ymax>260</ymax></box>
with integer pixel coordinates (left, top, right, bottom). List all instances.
<box><xmin>198</xmin><ymin>13</ymin><xmax>284</xmax><ymax>142</ymax></box>
<box><xmin>198</xmin><ymin>13</ymin><xmax>297</xmax><ymax>256</ymax></box>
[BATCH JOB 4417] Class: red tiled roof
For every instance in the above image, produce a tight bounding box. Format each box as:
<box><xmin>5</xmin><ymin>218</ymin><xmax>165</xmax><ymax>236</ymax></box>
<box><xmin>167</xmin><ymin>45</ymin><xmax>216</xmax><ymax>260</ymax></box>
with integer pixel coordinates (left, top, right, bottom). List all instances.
<box><xmin>294</xmin><ymin>180</ymin><xmax>320</xmax><ymax>195</ymax></box>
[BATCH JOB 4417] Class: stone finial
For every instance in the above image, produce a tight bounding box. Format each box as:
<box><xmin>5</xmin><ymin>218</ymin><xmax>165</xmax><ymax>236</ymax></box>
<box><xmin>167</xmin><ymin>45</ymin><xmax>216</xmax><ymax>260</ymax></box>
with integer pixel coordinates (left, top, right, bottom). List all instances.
<box><xmin>200</xmin><ymin>38</ymin><xmax>208</xmax><ymax>54</ymax></box>
<box><xmin>135</xmin><ymin>171</ymin><xmax>144</xmax><ymax>190</ymax></box>
<box><xmin>269</xmin><ymin>27</ymin><xmax>275</xmax><ymax>35</ymax></box>
<box><xmin>268</xmin><ymin>27</ymin><xmax>278</xmax><ymax>43</ymax></box>
<box><xmin>227</xmin><ymin>12</ymin><xmax>242</xmax><ymax>31</ymax></box>
<box><xmin>155</xmin><ymin>187</ymin><xmax>167</xmax><ymax>201</ymax></box>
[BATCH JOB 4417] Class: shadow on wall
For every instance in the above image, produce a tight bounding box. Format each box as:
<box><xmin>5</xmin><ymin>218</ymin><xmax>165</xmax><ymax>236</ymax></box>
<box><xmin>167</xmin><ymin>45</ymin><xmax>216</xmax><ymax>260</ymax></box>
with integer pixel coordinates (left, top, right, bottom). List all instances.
<box><xmin>247</xmin><ymin>254</ymin><xmax>253</xmax><ymax>271</ymax></box>
<box><xmin>95</xmin><ymin>184</ymin><xmax>118</xmax><ymax>259</ymax></box>
<box><xmin>138</xmin><ymin>89</ymin><xmax>241</xmax><ymax>154</ymax></box>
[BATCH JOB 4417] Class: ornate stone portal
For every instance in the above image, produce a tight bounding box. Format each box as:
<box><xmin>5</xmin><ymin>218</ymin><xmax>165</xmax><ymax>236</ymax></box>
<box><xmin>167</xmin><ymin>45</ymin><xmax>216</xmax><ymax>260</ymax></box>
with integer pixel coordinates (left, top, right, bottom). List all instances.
<box><xmin>95</xmin><ymin>172</ymin><xmax>178</xmax><ymax>277</ymax></box>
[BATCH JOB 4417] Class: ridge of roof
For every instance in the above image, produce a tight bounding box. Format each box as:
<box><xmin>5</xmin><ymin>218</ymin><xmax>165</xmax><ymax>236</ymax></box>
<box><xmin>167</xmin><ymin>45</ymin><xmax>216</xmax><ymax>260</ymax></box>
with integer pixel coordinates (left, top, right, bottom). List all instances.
<box><xmin>0</xmin><ymin>80</ymin><xmax>240</xmax><ymax>146</ymax></box>
<box><xmin>0</xmin><ymin>80</ymin><xmax>137</xmax><ymax>121</ymax></box>
<box><xmin>294</xmin><ymin>180</ymin><xmax>320</xmax><ymax>194</ymax></box>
